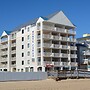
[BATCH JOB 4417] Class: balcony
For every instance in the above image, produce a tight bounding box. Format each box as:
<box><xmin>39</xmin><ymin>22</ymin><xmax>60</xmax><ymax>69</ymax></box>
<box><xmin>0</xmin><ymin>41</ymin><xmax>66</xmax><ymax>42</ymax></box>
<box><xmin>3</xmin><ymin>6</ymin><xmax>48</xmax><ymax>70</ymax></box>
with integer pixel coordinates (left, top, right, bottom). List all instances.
<box><xmin>70</xmin><ymin>54</ymin><xmax>77</xmax><ymax>58</ymax></box>
<box><xmin>0</xmin><ymin>65</ymin><xmax>7</xmax><ymax>68</ymax></box>
<box><xmin>11</xmin><ymin>50</ymin><xmax>16</xmax><ymax>54</ymax></box>
<box><xmin>37</xmin><ymin>62</ymin><xmax>41</xmax><ymax>65</ymax></box>
<box><xmin>0</xmin><ymin>44</ymin><xmax>8</xmax><ymax>49</ymax></box>
<box><xmin>37</xmin><ymin>35</ymin><xmax>41</xmax><ymax>39</ymax></box>
<box><xmin>43</xmin><ymin>34</ymin><xmax>51</xmax><ymax>39</ymax></box>
<box><xmin>61</xmin><ymin>45</ymin><xmax>70</xmax><ymax>49</ymax></box>
<box><xmin>70</xmin><ymin>46</ymin><xmax>77</xmax><ymax>50</ymax></box>
<box><xmin>11</xmin><ymin>43</ymin><xmax>16</xmax><ymax>47</ymax></box>
<box><xmin>69</xmin><ymin>38</ymin><xmax>76</xmax><ymax>42</ymax></box>
<box><xmin>55</xmin><ymin>27</ymin><xmax>67</xmax><ymax>33</ymax></box>
<box><xmin>43</xmin><ymin>43</ymin><xmax>51</xmax><ymax>48</ymax></box>
<box><xmin>0</xmin><ymin>58</ymin><xmax>7</xmax><ymax>62</ymax></box>
<box><xmin>43</xmin><ymin>52</ymin><xmax>52</xmax><ymax>57</ymax></box>
<box><xmin>54</xmin><ymin>62</ymin><xmax>60</xmax><ymax>66</ymax></box>
<box><xmin>44</xmin><ymin>61</ymin><xmax>54</xmax><ymax>66</ymax></box>
<box><xmin>60</xmin><ymin>53</ymin><xmax>69</xmax><ymax>58</ymax></box>
<box><xmin>83</xmin><ymin>51</ymin><xmax>90</xmax><ymax>55</ymax></box>
<box><xmin>43</xmin><ymin>25</ymin><xmax>54</xmax><ymax>31</ymax></box>
<box><xmin>11</xmin><ymin>64</ymin><xmax>16</xmax><ymax>67</ymax></box>
<box><xmin>70</xmin><ymin>62</ymin><xmax>77</xmax><ymax>66</ymax></box>
<box><xmin>60</xmin><ymin>62</ymin><xmax>69</xmax><ymax>66</ymax></box>
<box><xmin>53</xmin><ymin>36</ymin><xmax>59</xmax><ymax>40</ymax></box>
<box><xmin>37</xmin><ymin>53</ymin><xmax>41</xmax><ymax>56</ymax></box>
<box><xmin>11</xmin><ymin>57</ymin><xmax>16</xmax><ymax>61</ymax></box>
<box><xmin>1</xmin><ymin>51</ymin><xmax>8</xmax><ymax>56</ymax></box>
<box><xmin>61</xmin><ymin>37</ymin><xmax>69</xmax><ymax>41</ymax></box>
<box><xmin>68</xmin><ymin>30</ymin><xmax>76</xmax><ymax>35</ymax></box>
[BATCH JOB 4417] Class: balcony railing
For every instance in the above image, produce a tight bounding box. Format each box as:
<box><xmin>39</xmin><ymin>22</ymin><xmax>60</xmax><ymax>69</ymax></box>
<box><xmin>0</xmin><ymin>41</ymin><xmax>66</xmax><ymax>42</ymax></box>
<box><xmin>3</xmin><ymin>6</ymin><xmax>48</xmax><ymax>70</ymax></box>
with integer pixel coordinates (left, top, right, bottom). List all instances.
<box><xmin>43</xmin><ymin>25</ymin><xmax>54</xmax><ymax>31</ymax></box>
<box><xmin>37</xmin><ymin>53</ymin><xmax>41</xmax><ymax>56</ymax></box>
<box><xmin>37</xmin><ymin>62</ymin><xmax>41</xmax><ymax>65</ymax></box>
<box><xmin>55</xmin><ymin>27</ymin><xmax>67</xmax><ymax>33</ymax></box>
<box><xmin>11</xmin><ymin>50</ymin><xmax>16</xmax><ymax>54</ymax></box>
<box><xmin>43</xmin><ymin>34</ymin><xmax>51</xmax><ymax>39</ymax></box>
<box><xmin>61</xmin><ymin>45</ymin><xmax>69</xmax><ymax>49</ymax></box>
<box><xmin>69</xmin><ymin>38</ymin><xmax>76</xmax><ymax>42</ymax></box>
<box><xmin>11</xmin><ymin>57</ymin><xmax>16</xmax><ymax>61</ymax></box>
<box><xmin>83</xmin><ymin>51</ymin><xmax>90</xmax><ymax>55</ymax></box>
<box><xmin>1</xmin><ymin>51</ymin><xmax>8</xmax><ymax>55</ymax></box>
<box><xmin>11</xmin><ymin>43</ymin><xmax>16</xmax><ymax>47</ymax></box>
<box><xmin>0</xmin><ymin>58</ymin><xmax>7</xmax><ymax>62</ymax></box>
<box><xmin>68</xmin><ymin>30</ymin><xmax>76</xmax><ymax>35</ymax></box>
<box><xmin>70</xmin><ymin>54</ymin><xmax>77</xmax><ymax>58</ymax></box>
<box><xmin>0</xmin><ymin>44</ymin><xmax>8</xmax><ymax>49</ymax></box>
<box><xmin>60</xmin><ymin>53</ymin><xmax>69</xmax><ymax>58</ymax></box>
<box><xmin>70</xmin><ymin>46</ymin><xmax>77</xmax><ymax>50</ymax></box>
<box><xmin>70</xmin><ymin>62</ymin><xmax>77</xmax><ymax>66</ymax></box>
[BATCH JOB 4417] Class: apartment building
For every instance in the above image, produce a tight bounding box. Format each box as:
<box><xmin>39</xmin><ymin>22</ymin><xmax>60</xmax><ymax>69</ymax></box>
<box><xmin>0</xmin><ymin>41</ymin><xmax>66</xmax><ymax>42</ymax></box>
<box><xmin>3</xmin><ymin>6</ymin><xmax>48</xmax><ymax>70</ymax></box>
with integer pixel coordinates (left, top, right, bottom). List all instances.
<box><xmin>0</xmin><ymin>11</ymin><xmax>77</xmax><ymax>72</ymax></box>
<box><xmin>77</xmin><ymin>34</ymin><xmax>90</xmax><ymax>71</ymax></box>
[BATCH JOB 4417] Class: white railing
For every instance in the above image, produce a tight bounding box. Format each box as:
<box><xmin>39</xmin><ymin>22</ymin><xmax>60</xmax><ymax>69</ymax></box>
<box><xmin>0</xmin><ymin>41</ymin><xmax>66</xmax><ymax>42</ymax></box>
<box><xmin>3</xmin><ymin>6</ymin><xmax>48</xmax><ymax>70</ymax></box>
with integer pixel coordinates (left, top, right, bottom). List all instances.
<box><xmin>43</xmin><ymin>34</ymin><xmax>51</xmax><ymax>39</ymax></box>
<box><xmin>61</xmin><ymin>37</ymin><xmax>69</xmax><ymax>41</ymax></box>
<box><xmin>44</xmin><ymin>61</ymin><xmax>53</xmax><ymax>66</ymax></box>
<box><xmin>11</xmin><ymin>43</ymin><xmax>16</xmax><ymax>47</ymax></box>
<box><xmin>37</xmin><ymin>35</ymin><xmax>41</xmax><ymax>39</ymax></box>
<box><xmin>0</xmin><ymin>58</ymin><xmax>7</xmax><ymax>62</ymax></box>
<box><xmin>11</xmin><ymin>57</ymin><xmax>16</xmax><ymax>61</ymax></box>
<box><xmin>55</xmin><ymin>27</ymin><xmax>67</xmax><ymax>33</ymax></box>
<box><xmin>71</xmin><ymin>62</ymin><xmax>77</xmax><ymax>66</ymax></box>
<box><xmin>61</xmin><ymin>45</ymin><xmax>69</xmax><ymax>49</ymax></box>
<box><xmin>43</xmin><ymin>43</ymin><xmax>51</xmax><ymax>47</ymax></box>
<box><xmin>0</xmin><ymin>45</ymin><xmax>8</xmax><ymax>49</ymax></box>
<box><xmin>43</xmin><ymin>52</ymin><xmax>52</xmax><ymax>56</ymax></box>
<box><xmin>70</xmin><ymin>54</ymin><xmax>77</xmax><ymax>58</ymax></box>
<box><xmin>11</xmin><ymin>50</ymin><xmax>16</xmax><ymax>54</ymax></box>
<box><xmin>60</xmin><ymin>62</ymin><xmax>69</xmax><ymax>66</ymax></box>
<box><xmin>54</xmin><ymin>62</ymin><xmax>60</xmax><ymax>66</ymax></box>
<box><xmin>37</xmin><ymin>62</ymin><xmax>41</xmax><ymax>65</ymax></box>
<box><xmin>1</xmin><ymin>51</ymin><xmax>8</xmax><ymax>55</ymax></box>
<box><xmin>54</xmin><ymin>44</ymin><xmax>60</xmax><ymax>48</ymax></box>
<box><xmin>68</xmin><ymin>30</ymin><xmax>76</xmax><ymax>34</ymax></box>
<box><xmin>70</xmin><ymin>46</ymin><xmax>77</xmax><ymax>50</ymax></box>
<box><xmin>60</xmin><ymin>53</ymin><xmax>69</xmax><ymax>58</ymax></box>
<box><xmin>43</xmin><ymin>25</ymin><xmax>54</xmax><ymax>31</ymax></box>
<box><xmin>69</xmin><ymin>38</ymin><xmax>76</xmax><ymax>42</ymax></box>
<box><xmin>53</xmin><ymin>36</ymin><xmax>59</xmax><ymax>40</ymax></box>
<box><xmin>37</xmin><ymin>44</ymin><xmax>41</xmax><ymax>47</ymax></box>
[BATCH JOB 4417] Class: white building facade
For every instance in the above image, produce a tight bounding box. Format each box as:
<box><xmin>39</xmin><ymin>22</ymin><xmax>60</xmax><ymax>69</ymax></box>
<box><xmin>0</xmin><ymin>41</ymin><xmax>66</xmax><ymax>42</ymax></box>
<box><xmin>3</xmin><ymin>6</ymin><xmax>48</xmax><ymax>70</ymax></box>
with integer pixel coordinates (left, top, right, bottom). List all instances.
<box><xmin>0</xmin><ymin>11</ymin><xmax>77</xmax><ymax>72</ymax></box>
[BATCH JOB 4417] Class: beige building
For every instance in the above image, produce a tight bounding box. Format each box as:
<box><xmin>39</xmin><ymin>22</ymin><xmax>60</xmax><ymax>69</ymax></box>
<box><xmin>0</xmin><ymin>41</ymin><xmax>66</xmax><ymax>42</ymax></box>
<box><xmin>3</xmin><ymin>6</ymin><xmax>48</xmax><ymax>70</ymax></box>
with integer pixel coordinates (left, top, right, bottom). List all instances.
<box><xmin>0</xmin><ymin>11</ymin><xmax>77</xmax><ymax>72</ymax></box>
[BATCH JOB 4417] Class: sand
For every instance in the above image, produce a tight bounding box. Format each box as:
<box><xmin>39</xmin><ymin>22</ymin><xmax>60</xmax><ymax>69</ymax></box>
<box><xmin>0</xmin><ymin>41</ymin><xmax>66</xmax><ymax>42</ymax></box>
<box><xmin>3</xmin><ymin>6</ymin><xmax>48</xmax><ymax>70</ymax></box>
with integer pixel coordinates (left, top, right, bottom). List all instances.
<box><xmin>0</xmin><ymin>79</ymin><xmax>90</xmax><ymax>90</ymax></box>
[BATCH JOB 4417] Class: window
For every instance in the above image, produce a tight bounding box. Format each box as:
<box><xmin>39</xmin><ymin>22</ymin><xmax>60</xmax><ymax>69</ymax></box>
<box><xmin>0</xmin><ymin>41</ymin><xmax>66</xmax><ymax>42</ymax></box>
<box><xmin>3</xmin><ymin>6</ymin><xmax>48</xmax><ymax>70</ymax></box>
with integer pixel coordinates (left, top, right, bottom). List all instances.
<box><xmin>22</xmin><ymin>53</ymin><xmax>24</xmax><ymax>57</ymax></box>
<box><xmin>27</xmin><ymin>43</ymin><xmax>30</xmax><ymax>48</ymax></box>
<box><xmin>27</xmin><ymin>60</ymin><xmax>30</xmax><ymax>64</ymax></box>
<box><xmin>22</xmin><ymin>37</ymin><xmax>24</xmax><ymax>41</ymax></box>
<box><xmin>27</xmin><ymin>35</ymin><xmax>30</xmax><ymax>40</ymax></box>
<box><xmin>22</xmin><ymin>61</ymin><xmax>24</xmax><ymax>65</ymax></box>
<box><xmin>22</xmin><ymin>45</ymin><xmax>24</xmax><ymax>49</ymax></box>
<box><xmin>22</xmin><ymin>29</ymin><xmax>24</xmax><ymax>34</ymax></box>
<box><xmin>27</xmin><ymin>51</ymin><xmax>30</xmax><ymax>56</ymax></box>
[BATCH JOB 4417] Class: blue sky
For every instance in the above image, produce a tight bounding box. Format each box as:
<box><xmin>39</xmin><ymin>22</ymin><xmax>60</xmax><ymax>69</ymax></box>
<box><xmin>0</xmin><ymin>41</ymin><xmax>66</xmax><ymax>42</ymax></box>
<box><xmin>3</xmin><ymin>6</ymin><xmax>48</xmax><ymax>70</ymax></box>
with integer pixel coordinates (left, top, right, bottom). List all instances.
<box><xmin>0</xmin><ymin>0</ymin><xmax>90</xmax><ymax>38</ymax></box>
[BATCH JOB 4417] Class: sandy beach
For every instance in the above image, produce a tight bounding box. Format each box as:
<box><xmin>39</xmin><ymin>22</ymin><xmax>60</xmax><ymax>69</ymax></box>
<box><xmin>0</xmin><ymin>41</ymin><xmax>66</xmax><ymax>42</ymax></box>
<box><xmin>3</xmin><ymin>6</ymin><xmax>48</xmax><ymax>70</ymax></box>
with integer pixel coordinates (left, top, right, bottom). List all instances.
<box><xmin>0</xmin><ymin>79</ymin><xmax>90</xmax><ymax>90</ymax></box>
